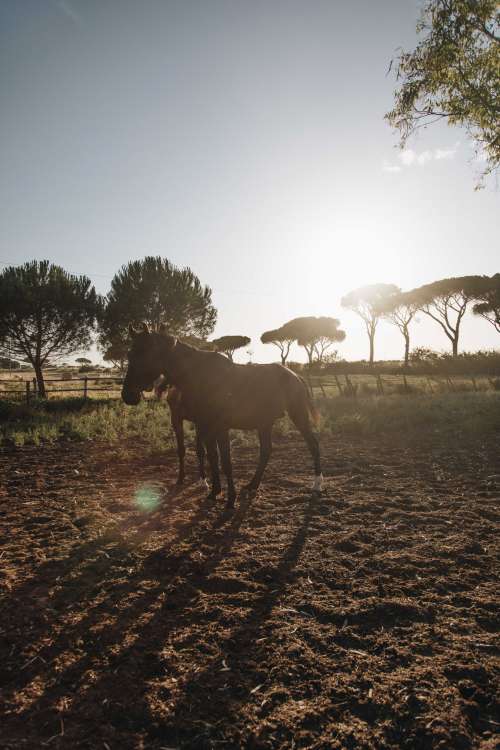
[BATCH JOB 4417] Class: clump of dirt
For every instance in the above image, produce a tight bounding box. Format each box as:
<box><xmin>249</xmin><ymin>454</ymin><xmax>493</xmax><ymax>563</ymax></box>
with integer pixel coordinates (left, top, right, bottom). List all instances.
<box><xmin>0</xmin><ymin>433</ymin><xmax>499</xmax><ymax>749</ymax></box>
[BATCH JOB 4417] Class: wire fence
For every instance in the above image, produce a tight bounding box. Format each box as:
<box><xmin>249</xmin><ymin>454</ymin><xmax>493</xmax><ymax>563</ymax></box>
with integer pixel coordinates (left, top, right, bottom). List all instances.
<box><xmin>1</xmin><ymin>371</ymin><xmax>499</xmax><ymax>405</ymax></box>
<box><xmin>305</xmin><ymin>372</ymin><xmax>500</xmax><ymax>399</ymax></box>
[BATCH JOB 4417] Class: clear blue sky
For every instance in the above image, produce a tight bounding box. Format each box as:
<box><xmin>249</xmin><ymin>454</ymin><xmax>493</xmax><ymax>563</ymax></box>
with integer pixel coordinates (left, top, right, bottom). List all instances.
<box><xmin>1</xmin><ymin>0</ymin><xmax>498</xmax><ymax>363</ymax></box>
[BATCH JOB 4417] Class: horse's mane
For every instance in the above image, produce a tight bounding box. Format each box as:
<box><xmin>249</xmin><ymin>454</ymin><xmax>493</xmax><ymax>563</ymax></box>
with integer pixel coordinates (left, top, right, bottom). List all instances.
<box><xmin>173</xmin><ymin>339</ymin><xmax>233</xmax><ymax>369</ymax></box>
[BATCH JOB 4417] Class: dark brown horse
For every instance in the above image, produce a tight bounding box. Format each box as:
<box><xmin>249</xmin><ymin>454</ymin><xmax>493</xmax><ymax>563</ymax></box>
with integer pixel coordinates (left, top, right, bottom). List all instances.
<box><xmin>122</xmin><ymin>324</ymin><xmax>322</xmax><ymax>507</ymax></box>
<box><xmin>153</xmin><ymin>377</ymin><xmax>207</xmax><ymax>487</ymax></box>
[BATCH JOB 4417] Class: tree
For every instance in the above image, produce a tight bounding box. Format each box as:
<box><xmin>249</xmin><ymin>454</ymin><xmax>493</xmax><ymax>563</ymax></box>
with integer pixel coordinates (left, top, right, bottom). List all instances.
<box><xmin>279</xmin><ymin>317</ymin><xmax>346</xmax><ymax>367</ymax></box>
<box><xmin>212</xmin><ymin>335</ymin><xmax>251</xmax><ymax>362</ymax></box>
<box><xmin>99</xmin><ymin>256</ymin><xmax>217</xmax><ymax>356</ymax></box>
<box><xmin>386</xmin><ymin>0</ymin><xmax>500</xmax><ymax>183</ymax></box>
<box><xmin>407</xmin><ymin>275</ymin><xmax>489</xmax><ymax>356</ymax></box>
<box><xmin>473</xmin><ymin>273</ymin><xmax>500</xmax><ymax>332</ymax></box>
<box><xmin>377</xmin><ymin>291</ymin><xmax>420</xmax><ymax>367</ymax></box>
<box><xmin>260</xmin><ymin>327</ymin><xmax>295</xmax><ymax>365</ymax></box>
<box><xmin>0</xmin><ymin>260</ymin><xmax>100</xmax><ymax>397</ymax></box>
<box><xmin>102</xmin><ymin>339</ymin><xmax>128</xmax><ymax>372</ymax></box>
<box><xmin>341</xmin><ymin>284</ymin><xmax>400</xmax><ymax>364</ymax></box>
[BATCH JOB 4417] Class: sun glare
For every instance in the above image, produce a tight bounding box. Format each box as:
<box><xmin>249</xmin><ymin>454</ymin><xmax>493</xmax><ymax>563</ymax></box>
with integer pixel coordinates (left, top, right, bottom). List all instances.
<box><xmin>134</xmin><ymin>483</ymin><xmax>162</xmax><ymax>513</ymax></box>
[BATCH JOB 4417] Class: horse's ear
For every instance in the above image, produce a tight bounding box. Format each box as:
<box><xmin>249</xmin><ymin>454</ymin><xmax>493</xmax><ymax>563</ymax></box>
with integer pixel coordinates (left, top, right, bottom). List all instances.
<box><xmin>140</xmin><ymin>322</ymin><xmax>150</xmax><ymax>334</ymax></box>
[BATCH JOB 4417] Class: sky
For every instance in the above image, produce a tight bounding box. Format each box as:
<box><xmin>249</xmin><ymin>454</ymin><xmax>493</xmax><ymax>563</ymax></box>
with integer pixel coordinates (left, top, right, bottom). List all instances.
<box><xmin>1</xmin><ymin>0</ymin><xmax>498</xmax><ymax>364</ymax></box>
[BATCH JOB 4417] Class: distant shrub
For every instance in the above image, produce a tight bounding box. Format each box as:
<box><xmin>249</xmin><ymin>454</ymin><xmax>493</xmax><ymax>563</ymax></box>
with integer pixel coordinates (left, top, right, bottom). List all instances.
<box><xmin>317</xmin><ymin>350</ymin><xmax>500</xmax><ymax>376</ymax></box>
<box><xmin>286</xmin><ymin>361</ymin><xmax>304</xmax><ymax>374</ymax></box>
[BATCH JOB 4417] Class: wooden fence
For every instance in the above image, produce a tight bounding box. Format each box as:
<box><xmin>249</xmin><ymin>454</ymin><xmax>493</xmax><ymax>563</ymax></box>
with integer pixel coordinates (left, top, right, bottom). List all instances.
<box><xmin>0</xmin><ymin>376</ymin><xmax>124</xmax><ymax>403</ymax></box>
<box><xmin>0</xmin><ymin>372</ymin><xmax>498</xmax><ymax>404</ymax></box>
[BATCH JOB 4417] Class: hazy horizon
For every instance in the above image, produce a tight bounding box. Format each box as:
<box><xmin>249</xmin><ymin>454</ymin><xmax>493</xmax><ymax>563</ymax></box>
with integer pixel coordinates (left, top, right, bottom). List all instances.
<box><xmin>1</xmin><ymin>0</ymin><xmax>498</xmax><ymax>364</ymax></box>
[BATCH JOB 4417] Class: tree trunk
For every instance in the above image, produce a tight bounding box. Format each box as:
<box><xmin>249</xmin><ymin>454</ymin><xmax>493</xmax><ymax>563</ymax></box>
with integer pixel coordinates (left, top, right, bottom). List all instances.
<box><xmin>452</xmin><ymin>337</ymin><xmax>458</xmax><ymax>357</ymax></box>
<box><xmin>34</xmin><ymin>360</ymin><xmax>46</xmax><ymax>398</ymax></box>
<box><xmin>369</xmin><ymin>332</ymin><xmax>375</xmax><ymax>365</ymax></box>
<box><xmin>281</xmin><ymin>354</ymin><xmax>286</xmax><ymax>366</ymax></box>
<box><xmin>404</xmin><ymin>330</ymin><xmax>410</xmax><ymax>368</ymax></box>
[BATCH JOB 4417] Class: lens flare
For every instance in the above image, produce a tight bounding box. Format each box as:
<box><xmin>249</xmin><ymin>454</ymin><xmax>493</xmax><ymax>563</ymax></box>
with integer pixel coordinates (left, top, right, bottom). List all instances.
<box><xmin>134</xmin><ymin>482</ymin><xmax>162</xmax><ymax>512</ymax></box>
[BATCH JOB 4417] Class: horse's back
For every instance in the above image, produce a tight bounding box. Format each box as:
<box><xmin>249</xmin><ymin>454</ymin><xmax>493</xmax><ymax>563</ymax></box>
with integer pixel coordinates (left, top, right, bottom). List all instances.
<box><xmin>197</xmin><ymin>362</ymin><xmax>303</xmax><ymax>429</ymax></box>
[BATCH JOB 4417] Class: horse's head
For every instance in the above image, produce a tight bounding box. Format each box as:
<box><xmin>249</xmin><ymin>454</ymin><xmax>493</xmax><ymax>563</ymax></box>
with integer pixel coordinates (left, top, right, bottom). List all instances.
<box><xmin>121</xmin><ymin>323</ymin><xmax>177</xmax><ymax>405</ymax></box>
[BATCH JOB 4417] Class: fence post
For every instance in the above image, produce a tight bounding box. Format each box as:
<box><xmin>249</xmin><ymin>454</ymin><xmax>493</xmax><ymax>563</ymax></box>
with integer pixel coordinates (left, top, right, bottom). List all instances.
<box><xmin>32</xmin><ymin>377</ymin><xmax>37</xmax><ymax>398</ymax></box>
<box><xmin>403</xmin><ymin>373</ymin><xmax>409</xmax><ymax>393</ymax></box>
<box><xmin>427</xmin><ymin>377</ymin><xmax>433</xmax><ymax>394</ymax></box>
<box><xmin>377</xmin><ymin>375</ymin><xmax>385</xmax><ymax>396</ymax></box>
<box><xmin>26</xmin><ymin>380</ymin><xmax>30</xmax><ymax>405</ymax></box>
<box><xmin>334</xmin><ymin>374</ymin><xmax>344</xmax><ymax>396</ymax></box>
<box><xmin>345</xmin><ymin>374</ymin><xmax>356</xmax><ymax>397</ymax></box>
<box><xmin>83</xmin><ymin>376</ymin><xmax>88</xmax><ymax>399</ymax></box>
<box><xmin>471</xmin><ymin>376</ymin><xmax>477</xmax><ymax>392</ymax></box>
<box><xmin>344</xmin><ymin>374</ymin><xmax>350</xmax><ymax>396</ymax></box>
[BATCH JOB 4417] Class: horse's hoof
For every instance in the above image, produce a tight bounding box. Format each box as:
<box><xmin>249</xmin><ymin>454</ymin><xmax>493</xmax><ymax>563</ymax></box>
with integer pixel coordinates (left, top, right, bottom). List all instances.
<box><xmin>311</xmin><ymin>474</ymin><xmax>324</xmax><ymax>494</ymax></box>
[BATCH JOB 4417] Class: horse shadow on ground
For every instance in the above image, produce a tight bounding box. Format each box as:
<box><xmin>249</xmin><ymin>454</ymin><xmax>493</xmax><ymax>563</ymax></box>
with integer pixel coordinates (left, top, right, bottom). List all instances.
<box><xmin>2</xmin><ymin>474</ymin><xmax>324</xmax><ymax>747</ymax></box>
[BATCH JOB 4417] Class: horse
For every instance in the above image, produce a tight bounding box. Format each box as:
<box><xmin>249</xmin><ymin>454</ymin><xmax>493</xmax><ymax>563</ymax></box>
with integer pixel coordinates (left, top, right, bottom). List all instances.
<box><xmin>153</xmin><ymin>377</ymin><xmax>207</xmax><ymax>487</ymax></box>
<box><xmin>122</xmin><ymin>324</ymin><xmax>323</xmax><ymax>507</ymax></box>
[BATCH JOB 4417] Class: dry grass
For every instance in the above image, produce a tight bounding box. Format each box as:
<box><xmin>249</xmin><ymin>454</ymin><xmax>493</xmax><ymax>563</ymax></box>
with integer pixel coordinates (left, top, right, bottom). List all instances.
<box><xmin>1</xmin><ymin>391</ymin><xmax>499</xmax><ymax>450</ymax></box>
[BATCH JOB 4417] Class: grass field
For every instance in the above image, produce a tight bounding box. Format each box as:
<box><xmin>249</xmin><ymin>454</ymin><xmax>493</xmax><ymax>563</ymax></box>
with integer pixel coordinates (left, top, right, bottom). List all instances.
<box><xmin>1</xmin><ymin>391</ymin><xmax>499</xmax><ymax>449</ymax></box>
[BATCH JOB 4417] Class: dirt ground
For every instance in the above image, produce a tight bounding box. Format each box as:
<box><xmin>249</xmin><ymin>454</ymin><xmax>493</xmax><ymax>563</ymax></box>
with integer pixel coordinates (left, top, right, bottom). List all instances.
<box><xmin>0</xmin><ymin>432</ymin><xmax>499</xmax><ymax>749</ymax></box>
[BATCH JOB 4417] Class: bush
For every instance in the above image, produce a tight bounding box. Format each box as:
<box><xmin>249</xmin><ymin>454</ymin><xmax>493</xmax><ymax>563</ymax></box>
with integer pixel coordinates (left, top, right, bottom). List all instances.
<box><xmin>0</xmin><ymin>397</ymin><xmax>176</xmax><ymax>453</ymax></box>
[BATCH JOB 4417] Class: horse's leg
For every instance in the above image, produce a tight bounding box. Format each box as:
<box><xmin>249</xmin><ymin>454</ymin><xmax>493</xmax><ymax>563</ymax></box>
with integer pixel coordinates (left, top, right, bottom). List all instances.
<box><xmin>288</xmin><ymin>405</ymin><xmax>323</xmax><ymax>493</ymax></box>
<box><xmin>204</xmin><ymin>433</ymin><xmax>222</xmax><ymax>500</ymax></box>
<box><xmin>172</xmin><ymin>414</ymin><xmax>186</xmax><ymax>485</ymax></box>
<box><xmin>216</xmin><ymin>431</ymin><xmax>236</xmax><ymax>508</ymax></box>
<box><xmin>195</xmin><ymin>426</ymin><xmax>208</xmax><ymax>487</ymax></box>
<box><xmin>244</xmin><ymin>426</ymin><xmax>272</xmax><ymax>492</ymax></box>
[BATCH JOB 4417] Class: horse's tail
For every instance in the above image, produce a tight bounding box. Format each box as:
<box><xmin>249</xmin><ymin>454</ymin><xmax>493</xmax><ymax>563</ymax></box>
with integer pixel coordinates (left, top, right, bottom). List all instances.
<box><xmin>298</xmin><ymin>376</ymin><xmax>320</xmax><ymax>428</ymax></box>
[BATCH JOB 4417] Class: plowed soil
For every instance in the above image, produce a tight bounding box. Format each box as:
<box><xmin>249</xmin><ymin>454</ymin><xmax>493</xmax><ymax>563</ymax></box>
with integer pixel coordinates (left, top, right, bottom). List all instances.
<box><xmin>0</xmin><ymin>432</ymin><xmax>499</xmax><ymax>749</ymax></box>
